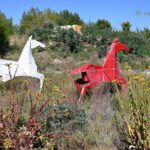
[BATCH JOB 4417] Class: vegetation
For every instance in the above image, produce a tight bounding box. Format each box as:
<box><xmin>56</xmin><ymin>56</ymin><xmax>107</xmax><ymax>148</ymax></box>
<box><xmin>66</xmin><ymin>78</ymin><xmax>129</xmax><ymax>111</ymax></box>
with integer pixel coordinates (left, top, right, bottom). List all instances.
<box><xmin>59</xmin><ymin>10</ymin><xmax>84</xmax><ymax>25</ymax></box>
<box><xmin>20</xmin><ymin>8</ymin><xmax>83</xmax><ymax>33</ymax></box>
<box><xmin>113</xmin><ymin>65</ymin><xmax>150</xmax><ymax>149</ymax></box>
<box><xmin>95</xmin><ymin>19</ymin><xmax>112</xmax><ymax>31</ymax></box>
<box><xmin>0</xmin><ymin>8</ymin><xmax>150</xmax><ymax>149</ymax></box>
<box><xmin>121</xmin><ymin>21</ymin><xmax>132</xmax><ymax>32</ymax></box>
<box><xmin>0</xmin><ymin>11</ymin><xmax>13</xmax><ymax>57</ymax></box>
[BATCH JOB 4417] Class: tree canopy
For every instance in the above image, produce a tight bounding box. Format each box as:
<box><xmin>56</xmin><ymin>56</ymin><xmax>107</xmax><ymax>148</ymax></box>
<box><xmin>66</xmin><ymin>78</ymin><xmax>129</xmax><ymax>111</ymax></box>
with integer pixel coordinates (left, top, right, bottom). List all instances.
<box><xmin>95</xmin><ymin>19</ymin><xmax>112</xmax><ymax>30</ymax></box>
<box><xmin>0</xmin><ymin>11</ymin><xmax>13</xmax><ymax>57</ymax></box>
<box><xmin>121</xmin><ymin>21</ymin><xmax>132</xmax><ymax>32</ymax></box>
<box><xmin>20</xmin><ymin>8</ymin><xmax>84</xmax><ymax>32</ymax></box>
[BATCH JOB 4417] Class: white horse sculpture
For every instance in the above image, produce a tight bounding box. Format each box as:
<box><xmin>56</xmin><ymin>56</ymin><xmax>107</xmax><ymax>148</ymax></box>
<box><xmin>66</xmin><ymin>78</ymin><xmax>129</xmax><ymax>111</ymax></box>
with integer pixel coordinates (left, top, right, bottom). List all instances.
<box><xmin>0</xmin><ymin>36</ymin><xmax>45</xmax><ymax>90</ymax></box>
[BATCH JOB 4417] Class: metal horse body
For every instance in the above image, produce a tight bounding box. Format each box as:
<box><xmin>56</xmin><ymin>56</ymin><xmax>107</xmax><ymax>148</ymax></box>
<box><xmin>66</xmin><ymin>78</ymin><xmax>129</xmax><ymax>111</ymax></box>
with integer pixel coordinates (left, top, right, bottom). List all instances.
<box><xmin>71</xmin><ymin>38</ymin><xmax>129</xmax><ymax>97</ymax></box>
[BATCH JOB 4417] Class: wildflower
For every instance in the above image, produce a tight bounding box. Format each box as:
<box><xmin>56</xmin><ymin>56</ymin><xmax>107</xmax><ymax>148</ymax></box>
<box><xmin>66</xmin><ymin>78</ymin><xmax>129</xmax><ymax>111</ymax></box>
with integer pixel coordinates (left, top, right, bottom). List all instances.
<box><xmin>4</xmin><ymin>138</ymin><xmax>13</xmax><ymax>149</ymax></box>
<box><xmin>123</xmin><ymin>63</ymin><xmax>132</xmax><ymax>70</ymax></box>
<box><xmin>52</xmin><ymin>85</ymin><xmax>61</xmax><ymax>93</ymax></box>
<box><xmin>141</xmin><ymin>82</ymin><xmax>146</xmax><ymax>86</ymax></box>
<box><xmin>39</xmin><ymin>134</ymin><xmax>45</xmax><ymax>140</ymax></box>
<box><xmin>127</xmin><ymin>81</ymin><xmax>131</xmax><ymax>86</ymax></box>
<box><xmin>63</xmin><ymin>109</ymin><xmax>71</xmax><ymax>117</ymax></box>
<box><xmin>138</xmin><ymin>77</ymin><xmax>145</xmax><ymax>82</ymax></box>
<box><xmin>51</xmin><ymin>110</ymin><xmax>56</xmax><ymax>117</ymax></box>
<box><xmin>112</xmin><ymin>79</ymin><xmax>119</xmax><ymax>84</ymax></box>
<box><xmin>2</xmin><ymin>113</ymin><xmax>9</xmax><ymax>119</ymax></box>
<box><xmin>44</xmin><ymin>77</ymin><xmax>52</xmax><ymax>81</ymax></box>
<box><xmin>132</xmin><ymin>75</ymin><xmax>141</xmax><ymax>80</ymax></box>
<box><xmin>0</xmin><ymin>123</ymin><xmax>3</xmax><ymax>128</ymax></box>
<box><xmin>145</xmin><ymin>88</ymin><xmax>150</xmax><ymax>93</ymax></box>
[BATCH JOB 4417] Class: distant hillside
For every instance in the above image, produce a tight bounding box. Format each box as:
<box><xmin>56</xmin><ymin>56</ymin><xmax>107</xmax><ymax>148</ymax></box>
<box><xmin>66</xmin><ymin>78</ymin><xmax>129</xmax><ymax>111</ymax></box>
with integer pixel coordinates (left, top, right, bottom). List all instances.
<box><xmin>20</xmin><ymin>8</ymin><xmax>84</xmax><ymax>33</ymax></box>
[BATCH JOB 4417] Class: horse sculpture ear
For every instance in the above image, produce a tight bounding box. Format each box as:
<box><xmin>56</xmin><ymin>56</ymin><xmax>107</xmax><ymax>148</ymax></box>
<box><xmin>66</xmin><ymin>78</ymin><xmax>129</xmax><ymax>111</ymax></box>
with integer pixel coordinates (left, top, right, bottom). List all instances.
<box><xmin>31</xmin><ymin>39</ymin><xmax>45</xmax><ymax>49</ymax></box>
<box><xmin>113</xmin><ymin>38</ymin><xmax>119</xmax><ymax>43</ymax></box>
<box><xmin>128</xmin><ymin>48</ymin><xmax>133</xmax><ymax>54</ymax></box>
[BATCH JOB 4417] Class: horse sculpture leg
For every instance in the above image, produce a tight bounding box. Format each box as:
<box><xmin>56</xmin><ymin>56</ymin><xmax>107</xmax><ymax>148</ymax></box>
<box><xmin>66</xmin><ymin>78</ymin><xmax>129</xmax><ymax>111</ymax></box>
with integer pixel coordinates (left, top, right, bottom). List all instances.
<box><xmin>74</xmin><ymin>78</ymin><xmax>97</xmax><ymax>102</ymax></box>
<box><xmin>117</xmin><ymin>77</ymin><xmax>127</xmax><ymax>95</ymax></box>
<box><xmin>79</xmin><ymin>83</ymin><xmax>91</xmax><ymax>102</ymax></box>
<box><xmin>74</xmin><ymin>79</ymin><xmax>87</xmax><ymax>103</ymax></box>
<box><xmin>74</xmin><ymin>79</ymin><xmax>87</xmax><ymax>93</ymax></box>
<box><xmin>78</xmin><ymin>82</ymin><xmax>97</xmax><ymax>102</ymax></box>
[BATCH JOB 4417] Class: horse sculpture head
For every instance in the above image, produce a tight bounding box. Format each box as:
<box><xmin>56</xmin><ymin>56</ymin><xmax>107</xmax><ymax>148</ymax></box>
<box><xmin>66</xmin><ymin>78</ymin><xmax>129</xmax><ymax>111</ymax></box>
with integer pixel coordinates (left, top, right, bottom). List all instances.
<box><xmin>18</xmin><ymin>36</ymin><xmax>45</xmax><ymax>65</ymax></box>
<box><xmin>30</xmin><ymin>38</ymin><xmax>45</xmax><ymax>49</ymax></box>
<box><xmin>103</xmin><ymin>38</ymin><xmax>129</xmax><ymax>68</ymax></box>
<box><xmin>17</xmin><ymin>36</ymin><xmax>45</xmax><ymax>90</ymax></box>
<box><xmin>112</xmin><ymin>38</ymin><xmax>129</xmax><ymax>53</ymax></box>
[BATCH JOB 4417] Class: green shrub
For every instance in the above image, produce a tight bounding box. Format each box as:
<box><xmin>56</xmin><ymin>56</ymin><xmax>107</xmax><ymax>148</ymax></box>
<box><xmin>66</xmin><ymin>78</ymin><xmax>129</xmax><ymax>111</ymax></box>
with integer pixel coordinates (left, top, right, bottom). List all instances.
<box><xmin>59</xmin><ymin>10</ymin><xmax>84</xmax><ymax>25</ymax></box>
<box><xmin>20</xmin><ymin>8</ymin><xmax>84</xmax><ymax>33</ymax></box>
<box><xmin>55</xmin><ymin>28</ymin><xmax>82</xmax><ymax>52</ymax></box>
<box><xmin>95</xmin><ymin>19</ymin><xmax>112</xmax><ymax>31</ymax></box>
<box><xmin>0</xmin><ymin>11</ymin><xmax>13</xmax><ymax>57</ymax></box>
<box><xmin>39</xmin><ymin>102</ymin><xmax>86</xmax><ymax>133</ymax></box>
<box><xmin>82</xmin><ymin>23</ymin><xmax>98</xmax><ymax>44</ymax></box>
<box><xmin>30</xmin><ymin>23</ymin><xmax>54</xmax><ymax>42</ymax></box>
<box><xmin>118</xmin><ymin>32</ymin><xmax>146</xmax><ymax>56</ymax></box>
<box><xmin>121</xmin><ymin>21</ymin><xmax>132</xmax><ymax>32</ymax></box>
<box><xmin>113</xmin><ymin>67</ymin><xmax>150</xmax><ymax>149</ymax></box>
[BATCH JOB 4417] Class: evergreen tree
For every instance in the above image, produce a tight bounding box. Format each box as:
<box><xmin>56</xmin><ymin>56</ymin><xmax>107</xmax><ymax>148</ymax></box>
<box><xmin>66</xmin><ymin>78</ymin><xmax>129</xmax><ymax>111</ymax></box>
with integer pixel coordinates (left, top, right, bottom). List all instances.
<box><xmin>95</xmin><ymin>19</ymin><xmax>112</xmax><ymax>30</ymax></box>
<box><xmin>0</xmin><ymin>11</ymin><xmax>13</xmax><ymax>57</ymax></box>
<box><xmin>121</xmin><ymin>21</ymin><xmax>131</xmax><ymax>32</ymax></box>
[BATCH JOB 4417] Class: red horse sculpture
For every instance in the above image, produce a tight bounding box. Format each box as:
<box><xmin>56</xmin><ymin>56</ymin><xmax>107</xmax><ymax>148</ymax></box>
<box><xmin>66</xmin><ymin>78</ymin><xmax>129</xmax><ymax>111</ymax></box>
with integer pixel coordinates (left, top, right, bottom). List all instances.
<box><xmin>71</xmin><ymin>38</ymin><xmax>129</xmax><ymax>99</ymax></box>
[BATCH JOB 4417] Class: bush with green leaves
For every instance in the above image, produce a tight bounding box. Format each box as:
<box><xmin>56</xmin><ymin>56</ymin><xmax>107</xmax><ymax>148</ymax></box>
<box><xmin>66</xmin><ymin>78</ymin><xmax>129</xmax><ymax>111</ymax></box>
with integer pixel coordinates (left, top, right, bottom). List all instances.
<box><xmin>144</xmin><ymin>28</ymin><xmax>150</xmax><ymax>39</ymax></box>
<box><xmin>95</xmin><ymin>29</ymin><xmax>116</xmax><ymax>58</ymax></box>
<box><xmin>82</xmin><ymin>23</ymin><xmax>98</xmax><ymax>44</ymax></box>
<box><xmin>59</xmin><ymin>10</ymin><xmax>84</xmax><ymax>25</ymax></box>
<box><xmin>39</xmin><ymin>102</ymin><xmax>86</xmax><ymax>133</ymax></box>
<box><xmin>113</xmin><ymin>70</ymin><xmax>150</xmax><ymax>150</ymax></box>
<box><xmin>20</xmin><ymin>8</ymin><xmax>84</xmax><ymax>33</ymax></box>
<box><xmin>55</xmin><ymin>28</ymin><xmax>82</xmax><ymax>52</ymax></box>
<box><xmin>30</xmin><ymin>22</ymin><xmax>54</xmax><ymax>42</ymax></box>
<box><xmin>96</xmin><ymin>29</ymin><xmax>150</xmax><ymax>58</ymax></box>
<box><xmin>0</xmin><ymin>11</ymin><xmax>13</xmax><ymax>57</ymax></box>
<box><xmin>121</xmin><ymin>21</ymin><xmax>132</xmax><ymax>32</ymax></box>
<box><xmin>118</xmin><ymin>32</ymin><xmax>147</xmax><ymax>56</ymax></box>
<box><xmin>95</xmin><ymin>19</ymin><xmax>112</xmax><ymax>31</ymax></box>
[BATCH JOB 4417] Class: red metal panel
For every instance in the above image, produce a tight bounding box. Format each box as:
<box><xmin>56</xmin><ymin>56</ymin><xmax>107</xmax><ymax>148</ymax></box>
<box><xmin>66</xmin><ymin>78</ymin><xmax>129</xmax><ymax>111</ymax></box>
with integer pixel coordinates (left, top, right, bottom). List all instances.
<box><xmin>71</xmin><ymin>38</ymin><xmax>129</xmax><ymax>96</ymax></box>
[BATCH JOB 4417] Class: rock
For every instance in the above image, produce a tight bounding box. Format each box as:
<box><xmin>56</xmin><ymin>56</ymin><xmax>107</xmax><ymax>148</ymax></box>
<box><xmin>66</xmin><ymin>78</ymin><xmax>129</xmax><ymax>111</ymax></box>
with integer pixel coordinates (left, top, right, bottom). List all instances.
<box><xmin>144</xmin><ymin>69</ymin><xmax>150</xmax><ymax>77</ymax></box>
<box><xmin>53</xmin><ymin>59</ymin><xmax>63</xmax><ymax>64</ymax></box>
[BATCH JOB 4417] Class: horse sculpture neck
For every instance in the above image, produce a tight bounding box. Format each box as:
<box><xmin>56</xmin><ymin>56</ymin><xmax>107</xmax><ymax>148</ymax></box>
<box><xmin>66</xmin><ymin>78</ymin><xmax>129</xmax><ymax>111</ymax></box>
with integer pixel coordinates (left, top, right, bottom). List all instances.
<box><xmin>18</xmin><ymin>36</ymin><xmax>45</xmax><ymax>75</ymax></box>
<box><xmin>103</xmin><ymin>40</ymin><xmax>118</xmax><ymax>70</ymax></box>
<box><xmin>103</xmin><ymin>38</ymin><xmax>129</xmax><ymax>70</ymax></box>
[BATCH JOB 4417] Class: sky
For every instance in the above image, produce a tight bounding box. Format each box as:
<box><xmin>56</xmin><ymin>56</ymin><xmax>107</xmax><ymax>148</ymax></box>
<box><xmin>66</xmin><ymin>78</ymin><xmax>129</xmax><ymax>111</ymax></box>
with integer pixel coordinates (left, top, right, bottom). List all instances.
<box><xmin>0</xmin><ymin>0</ymin><xmax>150</xmax><ymax>30</ymax></box>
